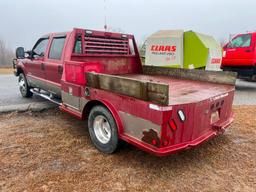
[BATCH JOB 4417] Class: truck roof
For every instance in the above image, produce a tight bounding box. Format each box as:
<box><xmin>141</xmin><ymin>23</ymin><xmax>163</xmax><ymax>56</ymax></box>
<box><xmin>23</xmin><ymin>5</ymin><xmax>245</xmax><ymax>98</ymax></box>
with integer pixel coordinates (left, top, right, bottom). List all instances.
<box><xmin>230</xmin><ymin>32</ymin><xmax>256</xmax><ymax>39</ymax></box>
<box><xmin>40</xmin><ymin>32</ymin><xmax>69</xmax><ymax>38</ymax></box>
<box><xmin>40</xmin><ymin>28</ymin><xmax>134</xmax><ymax>39</ymax></box>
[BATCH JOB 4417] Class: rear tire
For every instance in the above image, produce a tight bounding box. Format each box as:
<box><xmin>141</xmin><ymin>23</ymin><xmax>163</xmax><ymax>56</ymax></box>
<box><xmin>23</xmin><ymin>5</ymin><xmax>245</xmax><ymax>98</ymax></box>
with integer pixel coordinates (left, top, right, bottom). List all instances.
<box><xmin>88</xmin><ymin>105</ymin><xmax>119</xmax><ymax>154</ymax></box>
<box><xmin>18</xmin><ymin>73</ymin><xmax>33</xmax><ymax>98</ymax></box>
<box><xmin>250</xmin><ymin>75</ymin><xmax>256</xmax><ymax>82</ymax></box>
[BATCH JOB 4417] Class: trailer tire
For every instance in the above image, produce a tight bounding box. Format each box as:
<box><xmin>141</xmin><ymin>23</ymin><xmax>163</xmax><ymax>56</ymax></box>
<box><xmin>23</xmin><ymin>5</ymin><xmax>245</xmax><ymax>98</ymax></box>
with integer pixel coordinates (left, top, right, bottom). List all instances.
<box><xmin>88</xmin><ymin>105</ymin><xmax>119</xmax><ymax>154</ymax></box>
<box><xmin>18</xmin><ymin>73</ymin><xmax>33</xmax><ymax>98</ymax></box>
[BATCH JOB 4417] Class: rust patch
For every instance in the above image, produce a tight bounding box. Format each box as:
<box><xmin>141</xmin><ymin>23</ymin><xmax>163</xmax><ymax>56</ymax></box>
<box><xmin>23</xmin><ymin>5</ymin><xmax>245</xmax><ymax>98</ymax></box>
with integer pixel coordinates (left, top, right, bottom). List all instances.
<box><xmin>141</xmin><ymin>129</ymin><xmax>161</xmax><ymax>147</ymax></box>
<box><xmin>179</xmin><ymin>89</ymin><xmax>198</xmax><ymax>96</ymax></box>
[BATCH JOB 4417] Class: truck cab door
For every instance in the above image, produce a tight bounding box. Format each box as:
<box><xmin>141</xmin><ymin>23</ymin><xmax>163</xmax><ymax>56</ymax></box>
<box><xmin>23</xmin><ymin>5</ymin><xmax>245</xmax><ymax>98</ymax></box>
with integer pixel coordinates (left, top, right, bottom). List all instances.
<box><xmin>25</xmin><ymin>37</ymin><xmax>49</xmax><ymax>87</ymax></box>
<box><xmin>44</xmin><ymin>35</ymin><xmax>66</xmax><ymax>96</ymax></box>
<box><xmin>224</xmin><ymin>34</ymin><xmax>253</xmax><ymax>66</ymax></box>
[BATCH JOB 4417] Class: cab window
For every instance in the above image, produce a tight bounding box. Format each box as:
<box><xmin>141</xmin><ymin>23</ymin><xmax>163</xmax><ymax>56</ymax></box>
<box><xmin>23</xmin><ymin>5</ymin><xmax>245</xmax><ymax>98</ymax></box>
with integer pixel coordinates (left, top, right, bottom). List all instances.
<box><xmin>227</xmin><ymin>34</ymin><xmax>252</xmax><ymax>48</ymax></box>
<box><xmin>49</xmin><ymin>36</ymin><xmax>66</xmax><ymax>60</ymax></box>
<box><xmin>32</xmin><ymin>38</ymin><xmax>49</xmax><ymax>58</ymax></box>
<box><xmin>73</xmin><ymin>36</ymin><xmax>82</xmax><ymax>54</ymax></box>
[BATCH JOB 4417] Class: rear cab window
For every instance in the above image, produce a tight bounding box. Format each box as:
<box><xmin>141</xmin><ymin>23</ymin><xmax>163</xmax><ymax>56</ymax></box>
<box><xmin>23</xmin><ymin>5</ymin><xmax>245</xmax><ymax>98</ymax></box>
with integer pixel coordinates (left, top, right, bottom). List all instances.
<box><xmin>227</xmin><ymin>34</ymin><xmax>252</xmax><ymax>48</ymax></box>
<box><xmin>73</xmin><ymin>36</ymin><xmax>82</xmax><ymax>54</ymax></box>
<box><xmin>48</xmin><ymin>36</ymin><xmax>66</xmax><ymax>60</ymax></box>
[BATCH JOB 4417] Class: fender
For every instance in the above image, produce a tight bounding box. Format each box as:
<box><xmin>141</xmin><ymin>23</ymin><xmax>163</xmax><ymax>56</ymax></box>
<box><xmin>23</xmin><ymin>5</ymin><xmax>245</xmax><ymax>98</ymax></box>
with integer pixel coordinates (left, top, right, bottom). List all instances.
<box><xmin>15</xmin><ymin>59</ymin><xmax>27</xmax><ymax>76</ymax></box>
<box><xmin>96</xmin><ymin>99</ymin><xmax>125</xmax><ymax>137</ymax></box>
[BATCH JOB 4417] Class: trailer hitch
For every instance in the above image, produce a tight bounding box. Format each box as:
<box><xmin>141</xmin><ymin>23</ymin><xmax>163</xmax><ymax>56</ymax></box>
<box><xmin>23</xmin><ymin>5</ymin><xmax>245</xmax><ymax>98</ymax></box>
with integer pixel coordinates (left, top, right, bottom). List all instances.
<box><xmin>212</xmin><ymin>116</ymin><xmax>234</xmax><ymax>134</ymax></box>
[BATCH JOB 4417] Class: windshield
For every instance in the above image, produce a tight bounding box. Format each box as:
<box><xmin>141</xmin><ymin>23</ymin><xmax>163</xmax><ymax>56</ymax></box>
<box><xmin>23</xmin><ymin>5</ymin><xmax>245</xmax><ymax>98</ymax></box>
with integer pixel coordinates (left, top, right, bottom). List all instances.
<box><xmin>227</xmin><ymin>34</ymin><xmax>252</xmax><ymax>48</ymax></box>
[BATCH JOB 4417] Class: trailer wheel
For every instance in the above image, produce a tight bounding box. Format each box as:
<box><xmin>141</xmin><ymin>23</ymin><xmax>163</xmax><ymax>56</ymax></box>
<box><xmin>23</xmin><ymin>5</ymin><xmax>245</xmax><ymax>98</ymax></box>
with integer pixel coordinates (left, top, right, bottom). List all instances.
<box><xmin>88</xmin><ymin>105</ymin><xmax>119</xmax><ymax>154</ymax></box>
<box><xmin>18</xmin><ymin>73</ymin><xmax>33</xmax><ymax>98</ymax></box>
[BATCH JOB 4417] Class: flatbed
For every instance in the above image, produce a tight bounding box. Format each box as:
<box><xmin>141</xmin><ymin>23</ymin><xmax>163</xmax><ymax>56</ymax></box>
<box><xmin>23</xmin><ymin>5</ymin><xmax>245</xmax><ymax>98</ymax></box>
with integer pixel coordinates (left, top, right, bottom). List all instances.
<box><xmin>119</xmin><ymin>74</ymin><xmax>234</xmax><ymax>105</ymax></box>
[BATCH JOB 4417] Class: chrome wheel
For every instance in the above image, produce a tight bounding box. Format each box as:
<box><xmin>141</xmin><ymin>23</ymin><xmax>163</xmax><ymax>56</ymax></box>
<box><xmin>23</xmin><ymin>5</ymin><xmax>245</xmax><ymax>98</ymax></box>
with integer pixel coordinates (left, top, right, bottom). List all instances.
<box><xmin>88</xmin><ymin>106</ymin><xmax>119</xmax><ymax>153</ymax></box>
<box><xmin>18</xmin><ymin>73</ymin><xmax>33</xmax><ymax>98</ymax></box>
<box><xmin>18</xmin><ymin>77</ymin><xmax>26</xmax><ymax>94</ymax></box>
<box><xmin>93</xmin><ymin>115</ymin><xmax>111</xmax><ymax>144</ymax></box>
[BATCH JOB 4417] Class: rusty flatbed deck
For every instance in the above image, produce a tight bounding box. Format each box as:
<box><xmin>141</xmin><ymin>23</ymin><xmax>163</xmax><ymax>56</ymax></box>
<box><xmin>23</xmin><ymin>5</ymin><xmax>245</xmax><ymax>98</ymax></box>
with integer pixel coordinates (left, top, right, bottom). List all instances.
<box><xmin>119</xmin><ymin>74</ymin><xmax>234</xmax><ymax>105</ymax></box>
<box><xmin>86</xmin><ymin>66</ymin><xmax>236</xmax><ymax>106</ymax></box>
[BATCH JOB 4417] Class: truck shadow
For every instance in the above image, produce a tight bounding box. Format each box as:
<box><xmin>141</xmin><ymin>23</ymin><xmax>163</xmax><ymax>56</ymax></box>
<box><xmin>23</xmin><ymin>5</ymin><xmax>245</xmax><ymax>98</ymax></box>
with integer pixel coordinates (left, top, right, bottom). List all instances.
<box><xmin>116</xmin><ymin>135</ymin><xmax>231</xmax><ymax>169</ymax></box>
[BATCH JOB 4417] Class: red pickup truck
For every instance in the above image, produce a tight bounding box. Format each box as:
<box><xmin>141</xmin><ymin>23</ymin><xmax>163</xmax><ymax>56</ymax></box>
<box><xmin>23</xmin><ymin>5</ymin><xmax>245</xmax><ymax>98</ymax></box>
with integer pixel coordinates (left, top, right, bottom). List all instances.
<box><xmin>13</xmin><ymin>28</ymin><xmax>236</xmax><ymax>156</ymax></box>
<box><xmin>222</xmin><ymin>32</ymin><xmax>256</xmax><ymax>81</ymax></box>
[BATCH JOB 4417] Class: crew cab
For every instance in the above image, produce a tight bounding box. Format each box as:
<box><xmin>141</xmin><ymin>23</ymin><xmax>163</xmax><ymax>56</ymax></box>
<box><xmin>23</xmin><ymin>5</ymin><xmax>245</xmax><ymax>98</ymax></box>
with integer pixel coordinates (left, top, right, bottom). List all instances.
<box><xmin>13</xmin><ymin>28</ymin><xmax>236</xmax><ymax>156</ymax></box>
<box><xmin>222</xmin><ymin>32</ymin><xmax>256</xmax><ymax>81</ymax></box>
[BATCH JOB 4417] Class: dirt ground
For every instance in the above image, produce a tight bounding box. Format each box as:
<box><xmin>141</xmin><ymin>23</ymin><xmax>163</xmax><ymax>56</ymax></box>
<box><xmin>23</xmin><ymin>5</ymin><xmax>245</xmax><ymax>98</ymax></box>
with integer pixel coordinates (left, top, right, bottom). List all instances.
<box><xmin>0</xmin><ymin>106</ymin><xmax>255</xmax><ymax>192</ymax></box>
<box><xmin>0</xmin><ymin>68</ymin><xmax>13</xmax><ymax>74</ymax></box>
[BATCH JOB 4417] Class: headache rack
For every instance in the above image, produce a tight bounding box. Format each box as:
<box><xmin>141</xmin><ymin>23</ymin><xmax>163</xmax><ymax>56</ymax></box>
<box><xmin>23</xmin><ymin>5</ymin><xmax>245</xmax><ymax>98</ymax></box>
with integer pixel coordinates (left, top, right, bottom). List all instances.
<box><xmin>85</xmin><ymin>35</ymin><xmax>129</xmax><ymax>55</ymax></box>
<box><xmin>73</xmin><ymin>28</ymin><xmax>134</xmax><ymax>56</ymax></box>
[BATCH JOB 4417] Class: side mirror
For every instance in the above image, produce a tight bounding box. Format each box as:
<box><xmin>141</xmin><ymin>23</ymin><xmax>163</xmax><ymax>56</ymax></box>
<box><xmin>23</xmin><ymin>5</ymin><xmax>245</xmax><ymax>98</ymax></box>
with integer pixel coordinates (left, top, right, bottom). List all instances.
<box><xmin>16</xmin><ymin>47</ymin><xmax>25</xmax><ymax>59</ymax></box>
<box><xmin>25</xmin><ymin>50</ymin><xmax>33</xmax><ymax>58</ymax></box>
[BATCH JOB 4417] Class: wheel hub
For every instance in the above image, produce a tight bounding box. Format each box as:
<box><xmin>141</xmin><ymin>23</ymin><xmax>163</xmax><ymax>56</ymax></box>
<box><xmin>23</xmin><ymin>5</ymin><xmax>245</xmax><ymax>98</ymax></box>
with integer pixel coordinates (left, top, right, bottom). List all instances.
<box><xmin>18</xmin><ymin>78</ymin><xmax>26</xmax><ymax>93</ymax></box>
<box><xmin>93</xmin><ymin>115</ymin><xmax>111</xmax><ymax>144</ymax></box>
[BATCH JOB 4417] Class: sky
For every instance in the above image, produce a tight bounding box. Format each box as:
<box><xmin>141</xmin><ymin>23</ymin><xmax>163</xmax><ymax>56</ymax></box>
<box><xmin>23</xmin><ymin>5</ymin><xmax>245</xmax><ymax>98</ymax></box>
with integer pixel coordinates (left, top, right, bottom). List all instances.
<box><xmin>0</xmin><ymin>0</ymin><xmax>255</xmax><ymax>50</ymax></box>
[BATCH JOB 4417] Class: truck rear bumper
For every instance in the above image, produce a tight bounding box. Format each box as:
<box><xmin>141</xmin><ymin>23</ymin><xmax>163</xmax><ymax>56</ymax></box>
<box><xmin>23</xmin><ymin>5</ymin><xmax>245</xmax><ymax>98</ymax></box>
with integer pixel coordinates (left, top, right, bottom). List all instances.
<box><xmin>222</xmin><ymin>66</ymin><xmax>256</xmax><ymax>78</ymax></box>
<box><xmin>123</xmin><ymin>116</ymin><xmax>234</xmax><ymax>156</ymax></box>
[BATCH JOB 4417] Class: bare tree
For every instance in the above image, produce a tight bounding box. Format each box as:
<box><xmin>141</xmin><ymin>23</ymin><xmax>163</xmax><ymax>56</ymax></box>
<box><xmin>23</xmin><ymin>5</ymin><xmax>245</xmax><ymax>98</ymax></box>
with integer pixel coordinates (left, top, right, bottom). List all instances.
<box><xmin>0</xmin><ymin>39</ymin><xmax>14</xmax><ymax>67</ymax></box>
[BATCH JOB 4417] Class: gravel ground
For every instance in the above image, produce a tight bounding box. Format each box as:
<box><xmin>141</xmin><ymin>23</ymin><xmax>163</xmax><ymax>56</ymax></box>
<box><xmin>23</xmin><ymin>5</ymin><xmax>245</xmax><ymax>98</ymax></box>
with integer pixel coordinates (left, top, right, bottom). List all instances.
<box><xmin>0</xmin><ymin>106</ymin><xmax>255</xmax><ymax>192</ymax></box>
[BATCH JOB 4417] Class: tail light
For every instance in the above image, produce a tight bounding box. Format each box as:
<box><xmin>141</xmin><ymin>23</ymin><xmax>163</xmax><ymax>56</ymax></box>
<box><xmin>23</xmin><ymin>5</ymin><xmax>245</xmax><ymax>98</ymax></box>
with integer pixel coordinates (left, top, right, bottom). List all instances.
<box><xmin>168</xmin><ymin>109</ymin><xmax>186</xmax><ymax>131</ymax></box>
<box><xmin>151</xmin><ymin>139</ymin><xmax>157</xmax><ymax>145</ymax></box>
<box><xmin>163</xmin><ymin>140</ymin><xmax>169</xmax><ymax>146</ymax></box>
<box><xmin>168</xmin><ymin>119</ymin><xmax>177</xmax><ymax>131</ymax></box>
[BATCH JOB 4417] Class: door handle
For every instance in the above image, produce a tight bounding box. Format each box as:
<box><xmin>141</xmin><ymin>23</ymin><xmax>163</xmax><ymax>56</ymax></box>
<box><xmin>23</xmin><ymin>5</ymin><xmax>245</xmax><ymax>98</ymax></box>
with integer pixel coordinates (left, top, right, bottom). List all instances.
<box><xmin>245</xmin><ymin>49</ymin><xmax>252</xmax><ymax>52</ymax></box>
<box><xmin>58</xmin><ymin>65</ymin><xmax>63</xmax><ymax>75</ymax></box>
<box><xmin>41</xmin><ymin>63</ymin><xmax>45</xmax><ymax>70</ymax></box>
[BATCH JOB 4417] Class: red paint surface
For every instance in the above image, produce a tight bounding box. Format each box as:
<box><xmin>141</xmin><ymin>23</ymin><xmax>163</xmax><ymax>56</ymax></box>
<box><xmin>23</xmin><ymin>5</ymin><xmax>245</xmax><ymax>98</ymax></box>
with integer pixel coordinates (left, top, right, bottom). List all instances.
<box><xmin>88</xmin><ymin>86</ymin><xmax>234</xmax><ymax>155</ymax></box>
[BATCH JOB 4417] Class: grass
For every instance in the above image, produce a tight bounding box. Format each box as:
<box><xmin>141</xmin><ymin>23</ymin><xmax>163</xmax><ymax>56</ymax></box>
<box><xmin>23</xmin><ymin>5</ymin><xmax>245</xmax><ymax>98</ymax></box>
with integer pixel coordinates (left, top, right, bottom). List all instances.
<box><xmin>0</xmin><ymin>67</ymin><xmax>13</xmax><ymax>74</ymax></box>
